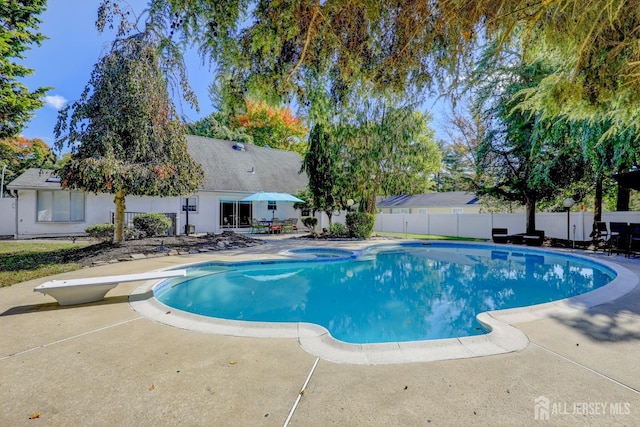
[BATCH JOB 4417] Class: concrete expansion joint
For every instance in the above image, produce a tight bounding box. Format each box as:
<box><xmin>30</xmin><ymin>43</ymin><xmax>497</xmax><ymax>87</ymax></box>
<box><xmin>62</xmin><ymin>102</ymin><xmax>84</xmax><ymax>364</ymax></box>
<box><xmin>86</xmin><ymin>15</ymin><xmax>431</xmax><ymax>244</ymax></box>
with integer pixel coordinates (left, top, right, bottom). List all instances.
<box><xmin>283</xmin><ymin>357</ymin><xmax>320</xmax><ymax>426</ymax></box>
<box><xmin>0</xmin><ymin>316</ymin><xmax>143</xmax><ymax>361</ymax></box>
<box><xmin>530</xmin><ymin>341</ymin><xmax>640</xmax><ymax>396</ymax></box>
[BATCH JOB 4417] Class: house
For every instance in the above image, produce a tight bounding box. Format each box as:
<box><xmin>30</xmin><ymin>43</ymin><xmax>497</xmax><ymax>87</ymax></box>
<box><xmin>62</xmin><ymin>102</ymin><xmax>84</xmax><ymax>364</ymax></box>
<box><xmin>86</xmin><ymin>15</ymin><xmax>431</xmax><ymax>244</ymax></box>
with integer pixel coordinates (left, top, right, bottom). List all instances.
<box><xmin>5</xmin><ymin>136</ymin><xmax>308</xmax><ymax>239</ymax></box>
<box><xmin>378</xmin><ymin>191</ymin><xmax>481</xmax><ymax>214</ymax></box>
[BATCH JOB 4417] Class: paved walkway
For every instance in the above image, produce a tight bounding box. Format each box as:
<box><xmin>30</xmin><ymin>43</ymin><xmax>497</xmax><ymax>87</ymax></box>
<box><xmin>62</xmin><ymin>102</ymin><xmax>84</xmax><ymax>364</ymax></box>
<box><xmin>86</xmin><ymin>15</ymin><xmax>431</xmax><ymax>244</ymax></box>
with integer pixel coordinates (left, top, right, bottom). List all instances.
<box><xmin>2</xmin><ymin>236</ymin><xmax>640</xmax><ymax>425</ymax></box>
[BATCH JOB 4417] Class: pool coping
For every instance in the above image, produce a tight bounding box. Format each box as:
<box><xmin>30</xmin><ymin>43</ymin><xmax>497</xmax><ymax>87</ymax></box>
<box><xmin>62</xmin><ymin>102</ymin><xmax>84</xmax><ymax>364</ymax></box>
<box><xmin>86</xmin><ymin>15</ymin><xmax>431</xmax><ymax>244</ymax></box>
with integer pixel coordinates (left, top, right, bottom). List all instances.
<box><xmin>129</xmin><ymin>242</ymin><xmax>639</xmax><ymax>365</ymax></box>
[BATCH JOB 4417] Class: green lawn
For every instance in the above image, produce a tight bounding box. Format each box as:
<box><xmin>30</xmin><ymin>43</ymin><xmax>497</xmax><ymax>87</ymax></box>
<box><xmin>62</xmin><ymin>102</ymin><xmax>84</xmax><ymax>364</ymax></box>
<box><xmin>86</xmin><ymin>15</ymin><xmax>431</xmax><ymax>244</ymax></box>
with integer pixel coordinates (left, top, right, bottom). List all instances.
<box><xmin>0</xmin><ymin>241</ymin><xmax>87</xmax><ymax>287</ymax></box>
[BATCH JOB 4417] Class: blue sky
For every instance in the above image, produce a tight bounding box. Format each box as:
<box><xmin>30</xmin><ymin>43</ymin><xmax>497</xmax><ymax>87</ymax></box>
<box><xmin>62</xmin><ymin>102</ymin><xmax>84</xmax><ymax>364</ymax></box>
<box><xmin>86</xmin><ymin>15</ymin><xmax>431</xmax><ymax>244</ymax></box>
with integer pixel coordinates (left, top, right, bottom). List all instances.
<box><xmin>20</xmin><ymin>0</ymin><xmax>213</xmax><ymax>148</ymax></box>
<box><xmin>20</xmin><ymin>1</ymin><xmax>448</xmax><ymax>149</ymax></box>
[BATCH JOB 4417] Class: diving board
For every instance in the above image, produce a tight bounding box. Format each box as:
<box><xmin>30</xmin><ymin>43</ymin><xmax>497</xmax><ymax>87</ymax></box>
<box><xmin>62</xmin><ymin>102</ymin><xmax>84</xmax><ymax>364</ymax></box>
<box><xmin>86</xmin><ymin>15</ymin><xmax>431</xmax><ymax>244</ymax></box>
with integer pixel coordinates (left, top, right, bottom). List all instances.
<box><xmin>34</xmin><ymin>269</ymin><xmax>187</xmax><ymax>306</ymax></box>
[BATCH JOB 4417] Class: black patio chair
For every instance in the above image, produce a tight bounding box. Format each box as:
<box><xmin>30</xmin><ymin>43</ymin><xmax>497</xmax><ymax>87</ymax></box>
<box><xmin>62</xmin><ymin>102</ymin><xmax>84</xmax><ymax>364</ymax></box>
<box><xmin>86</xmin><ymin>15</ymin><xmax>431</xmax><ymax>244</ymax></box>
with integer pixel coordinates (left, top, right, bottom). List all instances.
<box><xmin>608</xmin><ymin>222</ymin><xmax>629</xmax><ymax>256</ymax></box>
<box><xmin>491</xmin><ymin>228</ymin><xmax>509</xmax><ymax>243</ymax></box>
<box><xmin>628</xmin><ymin>223</ymin><xmax>640</xmax><ymax>257</ymax></box>
<box><xmin>523</xmin><ymin>230</ymin><xmax>545</xmax><ymax>246</ymax></box>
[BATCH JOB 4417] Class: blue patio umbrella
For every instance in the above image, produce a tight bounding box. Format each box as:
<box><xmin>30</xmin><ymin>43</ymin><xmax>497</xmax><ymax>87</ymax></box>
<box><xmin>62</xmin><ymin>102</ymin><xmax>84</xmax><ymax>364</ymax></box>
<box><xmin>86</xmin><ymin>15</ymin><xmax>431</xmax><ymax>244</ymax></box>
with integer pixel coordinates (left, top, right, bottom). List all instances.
<box><xmin>241</xmin><ymin>192</ymin><xmax>304</xmax><ymax>220</ymax></box>
<box><xmin>241</xmin><ymin>192</ymin><xmax>304</xmax><ymax>202</ymax></box>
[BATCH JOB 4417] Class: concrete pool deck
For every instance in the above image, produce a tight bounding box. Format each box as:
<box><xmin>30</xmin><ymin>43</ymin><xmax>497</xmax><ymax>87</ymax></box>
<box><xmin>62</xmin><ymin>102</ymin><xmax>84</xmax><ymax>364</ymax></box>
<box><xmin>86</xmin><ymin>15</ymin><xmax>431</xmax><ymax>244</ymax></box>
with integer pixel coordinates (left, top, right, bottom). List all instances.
<box><xmin>2</xmin><ymin>236</ymin><xmax>640</xmax><ymax>425</ymax></box>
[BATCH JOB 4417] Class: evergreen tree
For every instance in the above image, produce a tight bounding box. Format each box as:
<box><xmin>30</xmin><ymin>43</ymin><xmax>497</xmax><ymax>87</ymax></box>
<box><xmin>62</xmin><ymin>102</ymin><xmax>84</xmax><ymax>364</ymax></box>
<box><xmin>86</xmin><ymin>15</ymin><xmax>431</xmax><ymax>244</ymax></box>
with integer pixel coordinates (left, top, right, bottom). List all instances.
<box><xmin>54</xmin><ymin>33</ymin><xmax>204</xmax><ymax>243</ymax></box>
<box><xmin>0</xmin><ymin>0</ymin><xmax>50</xmax><ymax>138</ymax></box>
<box><xmin>301</xmin><ymin>123</ymin><xmax>343</xmax><ymax>226</ymax></box>
<box><xmin>475</xmin><ymin>57</ymin><xmax>588</xmax><ymax>233</ymax></box>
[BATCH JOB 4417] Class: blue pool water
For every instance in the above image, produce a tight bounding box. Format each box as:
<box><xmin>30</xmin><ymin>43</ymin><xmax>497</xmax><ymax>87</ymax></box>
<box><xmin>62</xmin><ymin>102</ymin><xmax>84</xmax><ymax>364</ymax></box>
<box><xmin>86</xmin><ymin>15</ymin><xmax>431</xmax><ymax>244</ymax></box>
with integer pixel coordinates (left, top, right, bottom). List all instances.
<box><xmin>155</xmin><ymin>243</ymin><xmax>616</xmax><ymax>344</ymax></box>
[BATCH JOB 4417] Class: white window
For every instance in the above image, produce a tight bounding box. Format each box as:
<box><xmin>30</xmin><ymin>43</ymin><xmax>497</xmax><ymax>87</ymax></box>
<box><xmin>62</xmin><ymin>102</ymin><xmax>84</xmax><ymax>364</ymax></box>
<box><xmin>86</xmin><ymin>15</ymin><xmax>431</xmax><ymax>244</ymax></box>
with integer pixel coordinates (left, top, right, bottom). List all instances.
<box><xmin>37</xmin><ymin>190</ymin><xmax>85</xmax><ymax>222</ymax></box>
<box><xmin>452</xmin><ymin>208</ymin><xmax>463</xmax><ymax>214</ymax></box>
<box><xmin>417</xmin><ymin>208</ymin><xmax>428</xmax><ymax>214</ymax></box>
<box><xmin>182</xmin><ymin>196</ymin><xmax>198</xmax><ymax>213</ymax></box>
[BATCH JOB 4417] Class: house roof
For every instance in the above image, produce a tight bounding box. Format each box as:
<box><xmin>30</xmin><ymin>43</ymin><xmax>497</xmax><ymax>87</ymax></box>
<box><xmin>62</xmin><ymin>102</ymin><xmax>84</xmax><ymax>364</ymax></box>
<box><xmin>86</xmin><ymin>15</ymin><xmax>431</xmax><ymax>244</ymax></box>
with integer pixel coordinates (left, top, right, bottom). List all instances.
<box><xmin>187</xmin><ymin>136</ymin><xmax>306</xmax><ymax>193</ymax></box>
<box><xmin>378</xmin><ymin>192</ymin><xmax>479</xmax><ymax>208</ymax></box>
<box><xmin>6</xmin><ymin>168</ymin><xmax>61</xmax><ymax>190</ymax></box>
<box><xmin>8</xmin><ymin>136</ymin><xmax>308</xmax><ymax>194</ymax></box>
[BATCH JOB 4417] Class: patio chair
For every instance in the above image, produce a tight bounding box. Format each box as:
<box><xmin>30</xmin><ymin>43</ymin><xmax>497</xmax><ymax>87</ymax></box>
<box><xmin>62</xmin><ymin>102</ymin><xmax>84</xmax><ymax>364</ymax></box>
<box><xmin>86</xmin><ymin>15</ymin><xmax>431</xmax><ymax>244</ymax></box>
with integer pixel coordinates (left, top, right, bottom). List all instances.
<box><xmin>591</xmin><ymin>221</ymin><xmax>609</xmax><ymax>252</ymax></box>
<box><xmin>251</xmin><ymin>218</ymin><xmax>268</xmax><ymax>234</ymax></box>
<box><xmin>523</xmin><ymin>230</ymin><xmax>545</xmax><ymax>246</ymax></box>
<box><xmin>628</xmin><ymin>223</ymin><xmax>640</xmax><ymax>257</ymax></box>
<box><xmin>491</xmin><ymin>228</ymin><xmax>509</xmax><ymax>244</ymax></box>
<box><xmin>508</xmin><ymin>233</ymin><xmax>525</xmax><ymax>244</ymax></box>
<box><xmin>269</xmin><ymin>219</ymin><xmax>282</xmax><ymax>234</ymax></box>
<box><xmin>608</xmin><ymin>222</ymin><xmax>629</xmax><ymax>256</ymax></box>
<box><xmin>281</xmin><ymin>218</ymin><xmax>295</xmax><ymax>234</ymax></box>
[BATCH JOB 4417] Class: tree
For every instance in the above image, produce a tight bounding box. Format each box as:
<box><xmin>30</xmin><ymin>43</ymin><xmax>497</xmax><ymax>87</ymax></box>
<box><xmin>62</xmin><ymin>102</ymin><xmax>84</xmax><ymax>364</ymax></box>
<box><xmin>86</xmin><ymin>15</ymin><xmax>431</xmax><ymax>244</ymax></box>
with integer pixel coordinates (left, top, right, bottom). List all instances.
<box><xmin>0</xmin><ymin>0</ymin><xmax>50</xmax><ymax>138</ymax></box>
<box><xmin>100</xmin><ymin>1</ymin><xmax>640</xmax><ymax>123</ymax></box>
<box><xmin>234</xmin><ymin>99</ymin><xmax>308</xmax><ymax>155</ymax></box>
<box><xmin>0</xmin><ymin>136</ymin><xmax>56</xmax><ymax>192</ymax></box>
<box><xmin>186</xmin><ymin>112</ymin><xmax>253</xmax><ymax>143</ymax></box>
<box><xmin>569</xmin><ymin>119</ymin><xmax>640</xmax><ymax>216</ymax></box>
<box><xmin>336</xmin><ymin>94</ymin><xmax>441</xmax><ymax>214</ymax></box>
<box><xmin>301</xmin><ymin>123</ymin><xmax>343</xmax><ymax>226</ymax></box>
<box><xmin>54</xmin><ymin>33</ymin><xmax>204</xmax><ymax>243</ymax></box>
<box><xmin>437</xmin><ymin>100</ymin><xmax>484</xmax><ymax>192</ymax></box>
<box><xmin>134</xmin><ymin>0</ymin><xmax>472</xmax><ymax>107</ymax></box>
<box><xmin>474</xmin><ymin>57</ymin><xmax>589</xmax><ymax>234</ymax></box>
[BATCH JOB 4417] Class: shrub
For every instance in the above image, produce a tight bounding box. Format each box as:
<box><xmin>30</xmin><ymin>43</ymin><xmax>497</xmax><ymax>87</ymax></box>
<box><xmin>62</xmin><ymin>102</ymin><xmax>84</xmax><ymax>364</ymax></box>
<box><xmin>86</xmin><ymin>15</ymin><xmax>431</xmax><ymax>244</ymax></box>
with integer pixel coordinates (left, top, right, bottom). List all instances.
<box><xmin>329</xmin><ymin>222</ymin><xmax>348</xmax><ymax>237</ymax></box>
<box><xmin>125</xmin><ymin>227</ymin><xmax>145</xmax><ymax>240</ymax></box>
<box><xmin>132</xmin><ymin>213</ymin><xmax>172</xmax><ymax>237</ymax></box>
<box><xmin>301</xmin><ymin>216</ymin><xmax>318</xmax><ymax>232</ymax></box>
<box><xmin>85</xmin><ymin>224</ymin><xmax>114</xmax><ymax>240</ymax></box>
<box><xmin>346</xmin><ymin>212</ymin><xmax>375</xmax><ymax>239</ymax></box>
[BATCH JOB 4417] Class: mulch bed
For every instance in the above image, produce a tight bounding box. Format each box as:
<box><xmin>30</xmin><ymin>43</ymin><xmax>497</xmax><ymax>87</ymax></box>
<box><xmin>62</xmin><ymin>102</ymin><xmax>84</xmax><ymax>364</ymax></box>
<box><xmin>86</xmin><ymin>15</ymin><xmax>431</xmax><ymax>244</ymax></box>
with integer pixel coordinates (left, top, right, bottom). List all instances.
<box><xmin>58</xmin><ymin>231</ymin><xmax>266</xmax><ymax>267</ymax></box>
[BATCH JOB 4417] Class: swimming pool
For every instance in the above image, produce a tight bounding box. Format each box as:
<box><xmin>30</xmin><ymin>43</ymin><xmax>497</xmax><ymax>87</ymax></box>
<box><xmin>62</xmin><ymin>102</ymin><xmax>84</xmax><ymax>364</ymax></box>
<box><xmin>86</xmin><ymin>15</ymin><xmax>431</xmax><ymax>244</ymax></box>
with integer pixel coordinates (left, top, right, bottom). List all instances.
<box><xmin>154</xmin><ymin>243</ymin><xmax>616</xmax><ymax>344</ymax></box>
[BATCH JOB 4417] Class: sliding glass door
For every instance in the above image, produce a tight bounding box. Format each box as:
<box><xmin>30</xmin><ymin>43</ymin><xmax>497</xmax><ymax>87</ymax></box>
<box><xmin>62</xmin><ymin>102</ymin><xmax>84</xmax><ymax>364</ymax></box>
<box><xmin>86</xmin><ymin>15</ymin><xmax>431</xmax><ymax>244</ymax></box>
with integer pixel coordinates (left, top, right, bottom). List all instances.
<box><xmin>219</xmin><ymin>200</ymin><xmax>252</xmax><ymax>229</ymax></box>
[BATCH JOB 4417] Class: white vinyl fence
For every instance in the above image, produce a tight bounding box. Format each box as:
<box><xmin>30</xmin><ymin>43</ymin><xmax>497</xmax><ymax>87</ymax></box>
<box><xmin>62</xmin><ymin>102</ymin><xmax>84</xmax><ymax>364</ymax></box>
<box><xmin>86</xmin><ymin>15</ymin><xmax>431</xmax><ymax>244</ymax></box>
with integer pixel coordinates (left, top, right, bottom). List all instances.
<box><xmin>375</xmin><ymin>211</ymin><xmax>640</xmax><ymax>241</ymax></box>
<box><xmin>0</xmin><ymin>197</ymin><xmax>15</xmax><ymax>237</ymax></box>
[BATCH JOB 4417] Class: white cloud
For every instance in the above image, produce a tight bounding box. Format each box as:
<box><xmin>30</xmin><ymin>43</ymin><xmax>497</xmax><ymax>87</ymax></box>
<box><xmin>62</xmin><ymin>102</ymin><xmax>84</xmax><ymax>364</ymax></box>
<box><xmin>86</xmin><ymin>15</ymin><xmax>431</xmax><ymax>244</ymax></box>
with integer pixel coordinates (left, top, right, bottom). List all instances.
<box><xmin>45</xmin><ymin>95</ymin><xmax>67</xmax><ymax>110</ymax></box>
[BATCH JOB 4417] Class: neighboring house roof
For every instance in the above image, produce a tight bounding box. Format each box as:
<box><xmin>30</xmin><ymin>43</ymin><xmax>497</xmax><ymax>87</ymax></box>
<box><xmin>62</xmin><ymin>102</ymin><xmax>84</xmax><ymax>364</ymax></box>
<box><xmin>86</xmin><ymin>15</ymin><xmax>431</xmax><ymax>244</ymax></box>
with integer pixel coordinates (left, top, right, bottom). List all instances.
<box><xmin>6</xmin><ymin>168</ymin><xmax>60</xmax><ymax>190</ymax></box>
<box><xmin>378</xmin><ymin>192</ymin><xmax>479</xmax><ymax>208</ymax></box>
<box><xmin>187</xmin><ymin>135</ymin><xmax>306</xmax><ymax>193</ymax></box>
<box><xmin>8</xmin><ymin>136</ymin><xmax>308</xmax><ymax>194</ymax></box>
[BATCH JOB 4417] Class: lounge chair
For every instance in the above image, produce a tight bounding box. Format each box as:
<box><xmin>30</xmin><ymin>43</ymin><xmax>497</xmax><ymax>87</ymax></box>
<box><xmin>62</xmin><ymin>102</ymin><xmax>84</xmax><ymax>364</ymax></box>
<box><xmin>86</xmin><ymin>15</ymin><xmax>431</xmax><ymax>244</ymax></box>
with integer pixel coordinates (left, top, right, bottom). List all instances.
<box><xmin>523</xmin><ymin>230</ymin><xmax>545</xmax><ymax>246</ymax></box>
<box><xmin>491</xmin><ymin>228</ymin><xmax>509</xmax><ymax>243</ymax></box>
